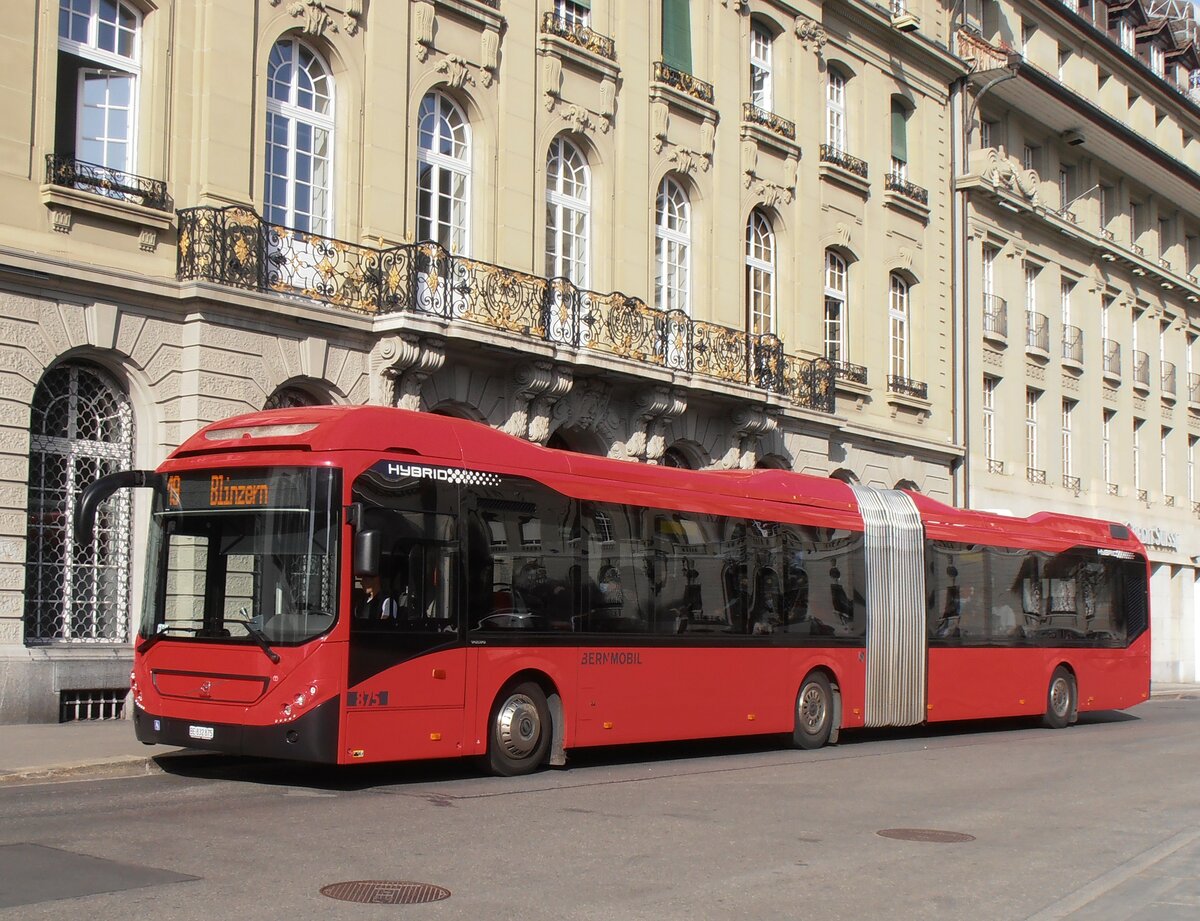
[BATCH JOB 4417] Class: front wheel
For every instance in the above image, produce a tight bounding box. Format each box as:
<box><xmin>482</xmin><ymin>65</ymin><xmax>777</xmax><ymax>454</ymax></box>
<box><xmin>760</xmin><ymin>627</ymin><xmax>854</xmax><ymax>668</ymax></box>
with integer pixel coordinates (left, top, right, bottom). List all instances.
<box><xmin>793</xmin><ymin>672</ymin><xmax>834</xmax><ymax>750</ymax></box>
<box><xmin>1042</xmin><ymin>666</ymin><xmax>1077</xmax><ymax>729</ymax></box>
<box><xmin>487</xmin><ymin>681</ymin><xmax>552</xmax><ymax>776</ymax></box>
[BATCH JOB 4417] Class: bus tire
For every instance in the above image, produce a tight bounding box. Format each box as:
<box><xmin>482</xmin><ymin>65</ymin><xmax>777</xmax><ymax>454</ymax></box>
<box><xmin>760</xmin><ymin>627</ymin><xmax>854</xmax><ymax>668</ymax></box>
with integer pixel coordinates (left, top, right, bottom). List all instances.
<box><xmin>793</xmin><ymin>672</ymin><xmax>834</xmax><ymax>750</ymax></box>
<box><xmin>487</xmin><ymin>681</ymin><xmax>552</xmax><ymax>776</ymax></box>
<box><xmin>1042</xmin><ymin>666</ymin><xmax>1076</xmax><ymax>730</ymax></box>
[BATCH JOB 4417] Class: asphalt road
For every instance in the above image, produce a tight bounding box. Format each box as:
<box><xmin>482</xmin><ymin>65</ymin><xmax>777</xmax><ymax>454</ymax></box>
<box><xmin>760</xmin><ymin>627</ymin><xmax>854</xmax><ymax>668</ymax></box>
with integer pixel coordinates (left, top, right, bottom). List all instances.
<box><xmin>1</xmin><ymin>699</ymin><xmax>1198</xmax><ymax>921</ymax></box>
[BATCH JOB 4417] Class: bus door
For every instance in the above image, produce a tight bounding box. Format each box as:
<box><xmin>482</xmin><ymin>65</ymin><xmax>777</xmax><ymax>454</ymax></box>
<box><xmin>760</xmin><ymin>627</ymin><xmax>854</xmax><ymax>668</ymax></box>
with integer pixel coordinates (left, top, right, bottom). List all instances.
<box><xmin>851</xmin><ymin>486</ymin><xmax>927</xmax><ymax>728</ymax></box>
<box><xmin>346</xmin><ymin>462</ymin><xmax>466</xmax><ymax>762</ymax></box>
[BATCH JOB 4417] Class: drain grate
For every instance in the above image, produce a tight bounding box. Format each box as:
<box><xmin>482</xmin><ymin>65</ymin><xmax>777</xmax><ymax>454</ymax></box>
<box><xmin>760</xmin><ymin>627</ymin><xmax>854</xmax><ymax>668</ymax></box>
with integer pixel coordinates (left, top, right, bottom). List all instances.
<box><xmin>877</xmin><ymin>828</ymin><xmax>976</xmax><ymax>843</ymax></box>
<box><xmin>320</xmin><ymin>881</ymin><xmax>451</xmax><ymax>905</ymax></box>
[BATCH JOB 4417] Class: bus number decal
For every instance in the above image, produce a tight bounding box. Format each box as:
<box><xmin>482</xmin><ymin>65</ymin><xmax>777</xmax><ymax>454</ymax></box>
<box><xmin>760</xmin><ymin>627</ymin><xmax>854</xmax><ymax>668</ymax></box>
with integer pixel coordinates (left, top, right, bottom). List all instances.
<box><xmin>580</xmin><ymin>652</ymin><xmax>643</xmax><ymax>666</ymax></box>
<box><xmin>347</xmin><ymin>690</ymin><xmax>389</xmax><ymax>708</ymax></box>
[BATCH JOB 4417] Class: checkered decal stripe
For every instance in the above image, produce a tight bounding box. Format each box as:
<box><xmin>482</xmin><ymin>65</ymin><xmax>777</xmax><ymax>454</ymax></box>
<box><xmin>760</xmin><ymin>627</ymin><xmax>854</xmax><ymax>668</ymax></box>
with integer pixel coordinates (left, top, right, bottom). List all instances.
<box><xmin>442</xmin><ymin>468</ymin><xmax>503</xmax><ymax>487</ymax></box>
<box><xmin>375</xmin><ymin>460</ymin><xmax>502</xmax><ymax>487</ymax></box>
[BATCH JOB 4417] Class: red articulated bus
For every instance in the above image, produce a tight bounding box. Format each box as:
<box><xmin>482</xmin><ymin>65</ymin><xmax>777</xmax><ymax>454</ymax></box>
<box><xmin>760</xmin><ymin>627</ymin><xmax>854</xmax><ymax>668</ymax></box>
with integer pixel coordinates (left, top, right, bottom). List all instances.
<box><xmin>76</xmin><ymin>406</ymin><xmax>1151</xmax><ymax>775</ymax></box>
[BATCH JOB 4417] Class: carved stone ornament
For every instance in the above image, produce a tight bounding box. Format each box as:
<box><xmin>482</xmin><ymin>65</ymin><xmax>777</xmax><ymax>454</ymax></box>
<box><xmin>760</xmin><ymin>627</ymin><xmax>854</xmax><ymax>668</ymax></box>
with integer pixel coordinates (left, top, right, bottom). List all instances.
<box><xmin>979</xmin><ymin>146</ymin><xmax>1040</xmax><ymax>204</ymax></box>
<box><xmin>413</xmin><ymin>1</ymin><xmax>435</xmax><ymax>61</ymax></box>
<box><xmin>754</xmin><ymin>180</ymin><xmax>794</xmax><ymax>207</ymax></box>
<box><xmin>271</xmin><ymin>0</ymin><xmax>363</xmax><ymax>37</ymax></box>
<box><xmin>670</xmin><ymin>147</ymin><xmax>711</xmax><ymax>175</ymax></box>
<box><xmin>794</xmin><ymin>15</ymin><xmax>828</xmax><ymax>54</ymax></box>
<box><xmin>481</xmin><ymin>30</ymin><xmax>499</xmax><ymax>86</ymax></box>
<box><xmin>436</xmin><ymin>56</ymin><xmax>477</xmax><ymax>90</ymax></box>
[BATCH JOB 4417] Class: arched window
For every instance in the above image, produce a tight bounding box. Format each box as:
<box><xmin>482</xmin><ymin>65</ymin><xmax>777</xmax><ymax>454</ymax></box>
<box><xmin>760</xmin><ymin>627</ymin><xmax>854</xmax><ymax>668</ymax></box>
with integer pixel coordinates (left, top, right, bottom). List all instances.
<box><xmin>545</xmin><ymin>136</ymin><xmax>591</xmax><ymax>285</ymax></box>
<box><xmin>655</xmin><ymin>177</ymin><xmax>691</xmax><ymax>313</ymax></box>
<box><xmin>24</xmin><ymin>362</ymin><xmax>133</xmax><ymax>643</ymax></box>
<box><xmin>417</xmin><ymin>91</ymin><xmax>471</xmax><ymax>254</ymax></box>
<box><xmin>750</xmin><ymin>22</ymin><xmax>773</xmax><ymax>111</ymax></box>
<box><xmin>746</xmin><ymin>209</ymin><xmax>775</xmax><ymax>335</ymax></box>
<box><xmin>264</xmin><ymin>386</ymin><xmax>322</xmax><ymax>410</ymax></box>
<box><xmin>824</xmin><ymin>250</ymin><xmax>848</xmax><ymax>364</ymax></box>
<box><xmin>826</xmin><ymin>66</ymin><xmax>847</xmax><ymax>151</ymax></box>
<box><xmin>889</xmin><ymin>273</ymin><xmax>911</xmax><ymax>380</ymax></box>
<box><xmin>264</xmin><ymin>38</ymin><xmax>333</xmax><ymax>234</ymax></box>
<box><xmin>57</xmin><ymin>0</ymin><xmax>143</xmax><ymax>178</ymax></box>
<box><xmin>662</xmin><ymin>446</ymin><xmax>694</xmax><ymax>469</ymax></box>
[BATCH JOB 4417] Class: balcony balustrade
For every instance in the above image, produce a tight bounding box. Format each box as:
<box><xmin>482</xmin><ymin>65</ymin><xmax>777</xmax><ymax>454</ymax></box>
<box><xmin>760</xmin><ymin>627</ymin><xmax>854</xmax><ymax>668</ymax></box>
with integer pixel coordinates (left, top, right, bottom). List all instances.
<box><xmin>1025</xmin><ymin>311</ymin><xmax>1049</xmax><ymax>354</ymax></box>
<box><xmin>819</xmin><ymin>144</ymin><xmax>869</xmax><ymax>179</ymax></box>
<box><xmin>1103</xmin><ymin>338</ymin><xmax>1121</xmax><ymax>379</ymax></box>
<box><xmin>176</xmin><ymin>206</ymin><xmax>834</xmax><ymax>412</ymax></box>
<box><xmin>45</xmin><ymin>154</ymin><xmax>171</xmax><ymax>212</ymax></box>
<box><xmin>1061</xmin><ymin>324</ymin><xmax>1083</xmax><ymax>365</ymax></box>
<box><xmin>541</xmin><ymin>12</ymin><xmax>616</xmax><ymax>59</ymax></box>
<box><xmin>1138</xmin><ymin>488</ymin><xmax>1149</xmax><ymax>503</ymax></box>
<box><xmin>1162</xmin><ymin>360</ymin><xmax>1177</xmax><ymax>397</ymax></box>
<box><xmin>987</xmin><ymin>458</ymin><xmax>1005</xmax><ymax>474</ymax></box>
<box><xmin>884</xmin><ymin>172</ymin><xmax>928</xmax><ymax>205</ymax></box>
<box><xmin>982</xmin><ymin>294</ymin><xmax>1007</xmax><ymax>339</ymax></box>
<box><xmin>887</xmin><ymin>374</ymin><xmax>928</xmax><ymax>400</ymax></box>
<box><xmin>829</xmin><ymin>360</ymin><xmax>868</xmax><ymax>385</ymax></box>
<box><xmin>742</xmin><ymin>103</ymin><xmax>795</xmax><ymax>140</ymax></box>
<box><xmin>1165</xmin><ymin>495</ymin><xmax>1176</xmax><ymax>507</ymax></box>
<box><xmin>1062</xmin><ymin>474</ymin><xmax>1081</xmax><ymax>495</ymax></box>
<box><xmin>1190</xmin><ymin>372</ymin><xmax>1200</xmax><ymax>404</ymax></box>
<box><xmin>1132</xmin><ymin>350</ymin><xmax>1150</xmax><ymax>390</ymax></box>
<box><xmin>1107</xmin><ymin>483</ymin><xmax>1120</xmax><ymax>496</ymax></box>
<box><xmin>652</xmin><ymin>62</ymin><xmax>714</xmax><ymax>103</ymax></box>
<box><xmin>1027</xmin><ymin>467</ymin><xmax>1047</xmax><ymax>485</ymax></box>
<box><xmin>1194</xmin><ymin>500</ymin><xmax>1200</xmax><ymax>517</ymax></box>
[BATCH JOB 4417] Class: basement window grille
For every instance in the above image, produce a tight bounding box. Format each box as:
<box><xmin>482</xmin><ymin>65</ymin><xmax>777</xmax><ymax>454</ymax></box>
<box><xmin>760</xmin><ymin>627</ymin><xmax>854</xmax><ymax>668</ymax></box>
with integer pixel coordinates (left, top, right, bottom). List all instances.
<box><xmin>60</xmin><ymin>689</ymin><xmax>127</xmax><ymax>722</ymax></box>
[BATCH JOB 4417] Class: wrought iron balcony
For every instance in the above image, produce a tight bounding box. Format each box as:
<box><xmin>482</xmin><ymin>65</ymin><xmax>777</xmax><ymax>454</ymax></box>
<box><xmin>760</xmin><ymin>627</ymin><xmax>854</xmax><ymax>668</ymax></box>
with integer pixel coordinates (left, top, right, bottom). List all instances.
<box><xmin>1165</xmin><ymin>495</ymin><xmax>1176</xmax><ymax>507</ymax></box>
<box><xmin>1193</xmin><ymin>500</ymin><xmax>1200</xmax><ymax>517</ymax></box>
<box><xmin>1107</xmin><ymin>483</ymin><xmax>1120</xmax><ymax>496</ymax></box>
<box><xmin>885</xmin><ymin>172</ymin><xmax>928</xmax><ymax>205</ymax></box>
<box><xmin>1132</xmin><ymin>350</ymin><xmax>1150</xmax><ymax>390</ymax></box>
<box><xmin>1162</xmin><ymin>360</ymin><xmax>1177</xmax><ymax>397</ymax></box>
<box><xmin>982</xmin><ymin>294</ymin><xmax>1007</xmax><ymax>339</ymax></box>
<box><xmin>742</xmin><ymin>103</ymin><xmax>796</xmax><ymax>141</ymax></box>
<box><xmin>888</xmin><ymin>374</ymin><xmax>928</xmax><ymax>400</ymax></box>
<box><xmin>1062</xmin><ymin>474</ymin><xmax>1081</xmax><ymax>495</ymax></box>
<box><xmin>1061</xmin><ymin>324</ymin><xmax>1083</xmax><ymax>364</ymax></box>
<box><xmin>819</xmin><ymin>145</ymin><xmax>869</xmax><ymax>179</ymax></box>
<box><xmin>541</xmin><ymin>12</ymin><xmax>615</xmax><ymax>60</ymax></box>
<box><xmin>829</xmin><ymin>360</ymin><xmax>868</xmax><ymax>385</ymax></box>
<box><xmin>1137</xmin><ymin>488</ymin><xmax>1149</xmax><ymax>503</ymax></box>
<box><xmin>1103</xmin><ymin>338</ymin><xmax>1121</xmax><ymax>379</ymax></box>
<box><xmin>652</xmin><ymin>62</ymin><xmax>714</xmax><ymax>103</ymax></box>
<box><xmin>176</xmin><ymin>206</ymin><xmax>835</xmax><ymax>413</ymax></box>
<box><xmin>987</xmin><ymin>458</ymin><xmax>1005</xmax><ymax>474</ymax></box>
<box><xmin>1190</xmin><ymin>372</ymin><xmax>1200</xmax><ymax>403</ymax></box>
<box><xmin>1027</xmin><ymin>467</ymin><xmax>1047</xmax><ymax>485</ymax></box>
<box><xmin>45</xmin><ymin>154</ymin><xmax>171</xmax><ymax>212</ymax></box>
<box><xmin>1025</xmin><ymin>311</ymin><xmax>1049</xmax><ymax>354</ymax></box>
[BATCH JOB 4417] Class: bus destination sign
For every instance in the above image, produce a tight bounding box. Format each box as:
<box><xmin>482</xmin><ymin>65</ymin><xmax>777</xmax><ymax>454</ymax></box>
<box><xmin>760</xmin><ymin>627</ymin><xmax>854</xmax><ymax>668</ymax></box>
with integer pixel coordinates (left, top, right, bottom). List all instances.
<box><xmin>165</xmin><ymin>470</ymin><xmax>308</xmax><ymax>510</ymax></box>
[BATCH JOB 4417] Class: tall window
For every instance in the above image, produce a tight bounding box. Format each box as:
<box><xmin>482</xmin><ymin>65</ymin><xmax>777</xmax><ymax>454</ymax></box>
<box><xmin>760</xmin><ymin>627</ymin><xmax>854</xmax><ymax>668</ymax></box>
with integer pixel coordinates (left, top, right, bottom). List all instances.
<box><xmin>265</xmin><ymin>38</ymin><xmax>333</xmax><ymax>235</ymax></box>
<box><xmin>1162</xmin><ymin>427</ymin><xmax>1172</xmax><ymax>497</ymax></box>
<box><xmin>1022</xmin><ymin>144</ymin><xmax>1039</xmax><ymax>173</ymax></box>
<box><xmin>890</xmin><ymin>98</ymin><xmax>908</xmax><ymax>180</ymax></box>
<box><xmin>1118</xmin><ymin>18</ymin><xmax>1135</xmax><ymax>53</ymax></box>
<box><xmin>662</xmin><ymin>0</ymin><xmax>693</xmax><ymax>72</ymax></box>
<box><xmin>889</xmin><ymin>273</ymin><xmax>910</xmax><ymax>379</ymax></box>
<box><xmin>1025</xmin><ymin>388</ymin><xmax>1040</xmax><ymax>473</ymax></box>
<box><xmin>1189</xmin><ymin>435</ymin><xmax>1197</xmax><ymax>504</ymax></box>
<box><xmin>1061</xmin><ymin>398</ymin><xmax>1075</xmax><ymax>479</ymax></box>
<box><xmin>1060</xmin><ymin>278</ymin><xmax>1072</xmax><ymax>326</ymax></box>
<box><xmin>750</xmin><ymin>23</ymin><xmax>773</xmax><ymax>110</ymax></box>
<box><xmin>746</xmin><ymin>210</ymin><xmax>775</xmax><ymax>335</ymax></box>
<box><xmin>545</xmin><ymin>136</ymin><xmax>591</xmax><ymax>285</ymax></box>
<box><xmin>824</xmin><ymin>251</ymin><xmax>848</xmax><ymax>363</ymax></box>
<box><xmin>24</xmin><ymin>362</ymin><xmax>133</xmax><ymax>643</ymax></box>
<box><xmin>556</xmin><ymin>0</ymin><xmax>590</xmax><ymax>27</ymax></box>
<box><xmin>982</xmin><ymin>244</ymin><xmax>996</xmax><ymax>297</ymax></box>
<box><xmin>1024</xmin><ymin>262</ymin><xmax>1038</xmax><ymax>314</ymax></box>
<box><xmin>57</xmin><ymin>0</ymin><xmax>142</xmax><ymax>175</ymax></box>
<box><xmin>826</xmin><ymin>67</ymin><xmax>847</xmax><ymax>150</ymax></box>
<box><xmin>1103</xmin><ymin>409</ymin><xmax>1115</xmax><ymax>485</ymax></box>
<box><xmin>1133</xmin><ymin>418</ymin><xmax>1143</xmax><ymax>493</ymax></box>
<box><xmin>655</xmin><ymin>177</ymin><xmax>691</xmax><ymax>313</ymax></box>
<box><xmin>982</xmin><ymin>375</ymin><xmax>997</xmax><ymax>461</ymax></box>
<box><xmin>417</xmin><ymin>91</ymin><xmax>471</xmax><ymax>254</ymax></box>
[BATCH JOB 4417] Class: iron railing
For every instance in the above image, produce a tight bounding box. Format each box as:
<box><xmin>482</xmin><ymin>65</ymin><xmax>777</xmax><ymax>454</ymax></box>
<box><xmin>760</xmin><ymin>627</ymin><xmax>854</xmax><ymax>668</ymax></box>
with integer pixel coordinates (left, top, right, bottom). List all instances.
<box><xmin>1025</xmin><ymin>311</ymin><xmax>1049</xmax><ymax>353</ymax></box>
<box><xmin>540</xmin><ymin>12</ymin><xmax>615</xmax><ymax>59</ymax></box>
<box><xmin>1162</xmin><ymin>360</ymin><xmax>1177</xmax><ymax>397</ymax></box>
<box><xmin>176</xmin><ymin>206</ymin><xmax>835</xmax><ymax>412</ymax></box>
<box><xmin>45</xmin><ymin>154</ymin><xmax>171</xmax><ymax>212</ymax></box>
<box><xmin>885</xmin><ymin>172</ymin><xmax>928</xmax><ymax>205</ymax></box>
<box><xmin>652</xmin><ymin>62</ymin><xmax>714</xmax><ymax>103</ymax></box>
<box><xmin>1103</xmin><ymin>338</ymin><xmax>1121</xmax><ymax>378</ymax></box>
<box><xmin>819</xmin><ymin>144</ymin><xmax>869</xmax><ymax>179</ymax></box>
<box><xmin>987</xmin><ymin>458</ymin><xmax>1005</xmax><ymax>474</ymax></box>
<box><xmin>1132</xmin><ymin>350</ymin><xmax>1150</xmax><ymax>389</ymax></box>
<box><xmin>1193</xmin><ymin>500</ymin><xmax>1200</xmax><ymax>517</ymax></box>
<box><xmin>982</xmin><ymin>294</ymin><xmax>1007</xmax><ymax>338</ymax></box>
<box><xmin>1190</xmin><ymin>372</ymin><xmax>1200</xmax><ymax>403</ymax></box>
<box><xmin>1062</xmin><ymin>324</ymin><xmax>1083</xmax><ymax>364</ymax></box>
<box><xmin>1138</xmin><ymin>488</ymin><xmax>1149</xmax><ymax>503</ymax></box>
<box><xmin>1027</xmin><ymin>467</ymin><xmax>1047</xmax><ymax>485</ymax></box>
<box><xmin>829</xmin><ymin>360</ymin><xmax>868</xmax><ymax>385</ymax></box>
<box><xmin>1107</xmin><ymin>483</ymin><xmax>1120</xmax><ymax>496</ymax></box>
<box><xmin>1062</xmin><ymin>474</ymin><xmax>1081</xmax><ymax>495</ymax></box>
<box><xmin>888</xmin><ymin>374</ymin><xmax>928</xmax><ymax>399</ymax></box>
<box><xmin>1165</xmin><ymin>495</ymin><xmax>1176</xmax><ymax>507</ymax></box>
<box><xmin>742</xmin><ymin>103</ymin><xmax>795</xmax><ymax>140</ymax></box>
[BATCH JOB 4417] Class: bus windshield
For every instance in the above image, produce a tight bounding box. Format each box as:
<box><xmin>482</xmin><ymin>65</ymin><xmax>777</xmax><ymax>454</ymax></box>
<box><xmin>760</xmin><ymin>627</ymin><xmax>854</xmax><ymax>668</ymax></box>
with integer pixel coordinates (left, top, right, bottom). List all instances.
<box><xmin>142</xmin><ymin>467</ymin><xmax>340</xmax><ymax>647</ymax></box>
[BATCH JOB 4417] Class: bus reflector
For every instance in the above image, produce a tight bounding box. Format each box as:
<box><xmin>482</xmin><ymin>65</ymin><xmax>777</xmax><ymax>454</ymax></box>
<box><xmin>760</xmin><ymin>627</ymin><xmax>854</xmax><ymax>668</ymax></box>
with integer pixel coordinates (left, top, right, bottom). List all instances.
<box><xmin>1019</xmin><ymin>699</ymin><xmax>1026</xmax><ymax>705</ymax></box>
<box><xmin>927</xmin><ymin>704</ymin><xmax>933</xmax><ymax>710</ymax></box>
<box><xmin>747</xmin><ymin>714</ymin><xmax>756</xmax><ymax>721</ymax></box>
<box><xmin>351</xmin><ymin>749</ymin><xmax>364</xmax><ymax>758</ymax></box>
<box><xmin>603</xmin><ymin>722</ymin><xmax>613</xmax><ymax>729</ymax></box>
<box><xmin>431</xmin><ymin>669</ymin><xmax>446</xmax><ymax>679</ymax></box>
<box><xmin>430</xmin><ymin>733</ymin><xmax>442</xmax><ymax>741</ymax></box>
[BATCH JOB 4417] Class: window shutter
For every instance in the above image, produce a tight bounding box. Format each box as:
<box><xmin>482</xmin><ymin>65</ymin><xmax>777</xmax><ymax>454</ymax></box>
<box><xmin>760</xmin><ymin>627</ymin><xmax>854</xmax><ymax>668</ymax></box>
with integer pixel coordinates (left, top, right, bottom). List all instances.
<box><xmin>891</xmin><ymin>104</ymin><xmax>907</xmax><ymax>163</ymax></box>
<box><xmin>662</xmin><ymin>0</ymin><xmax>693</xmax><ymax>73</ymax></box>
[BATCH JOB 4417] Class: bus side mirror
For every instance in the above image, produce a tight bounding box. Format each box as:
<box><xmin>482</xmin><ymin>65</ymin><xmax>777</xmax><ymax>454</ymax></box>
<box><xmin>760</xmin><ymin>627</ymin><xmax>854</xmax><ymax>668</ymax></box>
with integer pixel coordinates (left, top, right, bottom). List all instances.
<box><xmin>75</xmin><ymin>470</ymin><xmax>157</xmax><ymax>544</ymax></box>
<box><xmin>353</xmin><ymin>529</ymin><xmax>381</xmax><ymax>578</ymax></box>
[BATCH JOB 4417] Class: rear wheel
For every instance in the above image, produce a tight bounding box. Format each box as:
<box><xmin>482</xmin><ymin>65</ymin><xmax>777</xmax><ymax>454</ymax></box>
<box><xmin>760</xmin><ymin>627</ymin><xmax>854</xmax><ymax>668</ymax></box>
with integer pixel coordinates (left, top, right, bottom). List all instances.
<box><xmin>487</xmin><ymin>681</ymin><xmax>551</xmax><ymax>776</ymax></box>
<box><xmin>793</xmin><ymin>672</ymin><xmax>834</xmax><ymax>750</ymax></box>
<box><xmin>1042</xmin><ymin>666</ymin><xmax>1076</xmax><ymax>729</ymax></box>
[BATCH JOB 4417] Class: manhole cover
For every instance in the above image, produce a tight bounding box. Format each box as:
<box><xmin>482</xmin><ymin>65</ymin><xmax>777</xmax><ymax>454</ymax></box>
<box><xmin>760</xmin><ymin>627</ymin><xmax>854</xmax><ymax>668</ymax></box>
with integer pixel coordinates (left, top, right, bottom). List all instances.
<box><xmin>877</xmin><ymin>828</ymin><xmax>976</xmax><ymax>843</ymax></box>
<box><xmin>320</xmin><ymin>881</ymin><xmax>451</xmax><ymax>904</ymax></box>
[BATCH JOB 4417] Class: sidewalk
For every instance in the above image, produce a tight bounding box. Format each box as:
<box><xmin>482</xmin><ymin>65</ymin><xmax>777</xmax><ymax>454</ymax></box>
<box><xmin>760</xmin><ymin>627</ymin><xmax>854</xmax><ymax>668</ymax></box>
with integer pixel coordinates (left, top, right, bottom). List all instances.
<box><xmin>1</xmin><ymin>683</ymin><xmax>1197</xmax><ymax>786</ymax></box>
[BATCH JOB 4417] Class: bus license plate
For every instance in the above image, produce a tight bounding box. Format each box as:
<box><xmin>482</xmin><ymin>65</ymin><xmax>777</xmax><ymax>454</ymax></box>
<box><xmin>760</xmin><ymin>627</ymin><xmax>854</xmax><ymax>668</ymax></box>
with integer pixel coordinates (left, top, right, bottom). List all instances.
<box><xmin>188</xmin><ymin>724</ymin><xmax>214</xmax><ymax>741</ymax></box>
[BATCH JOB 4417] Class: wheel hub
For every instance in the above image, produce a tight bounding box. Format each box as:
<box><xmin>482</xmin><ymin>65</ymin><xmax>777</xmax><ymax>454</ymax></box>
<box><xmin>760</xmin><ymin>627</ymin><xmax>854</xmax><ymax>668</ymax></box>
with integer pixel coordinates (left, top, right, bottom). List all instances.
<box><xmin>497</xmin><ymin>694</ymin><xmax>541</xmax><ymax>758</ymax></box>
<box><xmin>800</xmin><ymin>684</ymin><xmax>827</xmax><ymax>733</ymax></box>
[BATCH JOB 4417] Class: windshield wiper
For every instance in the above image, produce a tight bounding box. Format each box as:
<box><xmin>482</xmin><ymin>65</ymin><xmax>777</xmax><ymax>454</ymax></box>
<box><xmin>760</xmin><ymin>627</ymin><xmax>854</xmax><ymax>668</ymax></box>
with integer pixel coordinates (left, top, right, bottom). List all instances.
<box><xmin>136</xmin><ymin>624</ymin><xmax>191</xmax><ymax>655</ymax></box>
<box><xmin>235</xmin><ymin>608</ymin><xmax>281</xmax><ymax>664</ymax></box>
